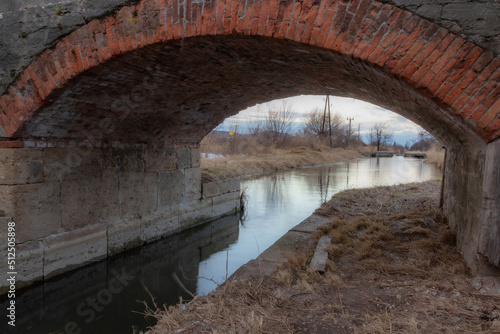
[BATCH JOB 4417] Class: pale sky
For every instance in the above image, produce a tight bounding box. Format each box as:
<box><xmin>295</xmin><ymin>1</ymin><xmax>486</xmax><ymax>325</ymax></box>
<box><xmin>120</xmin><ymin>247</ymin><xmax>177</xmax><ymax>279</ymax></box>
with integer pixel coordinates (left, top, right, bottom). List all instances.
<box><xmin>216</xmin><ymin>95</ymin><xmax>426</xmax><ymax>146</ymax></box>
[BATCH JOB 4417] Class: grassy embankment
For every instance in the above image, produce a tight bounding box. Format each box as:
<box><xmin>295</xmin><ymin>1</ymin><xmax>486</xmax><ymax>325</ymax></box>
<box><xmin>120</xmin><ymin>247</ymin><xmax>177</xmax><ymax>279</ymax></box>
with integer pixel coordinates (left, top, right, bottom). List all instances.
<box><xmin>201</xmin><ymin>146</ymin><xmax>364</xmax><ymax>181</ymax></box>
<box><xmin>200</xmin><ymin>131</ymin><xmax>370</xmax><ymax>181</ymax></box>
<box><xmin>148</xmin><ymin>180</ymin><xmax>500</xmax><ymax>333</ymax></box>
<box><xmin>200</xmin><ymin>132</ymin><xmax>446</xmax><ymax>181</ymax></box>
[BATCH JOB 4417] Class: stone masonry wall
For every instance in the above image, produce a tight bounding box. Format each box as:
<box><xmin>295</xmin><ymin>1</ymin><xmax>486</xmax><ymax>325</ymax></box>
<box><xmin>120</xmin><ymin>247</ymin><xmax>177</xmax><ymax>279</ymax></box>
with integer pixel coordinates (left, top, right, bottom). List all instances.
<box><xmin>0</xmin><ymin>145</ymin><xmax>240</xmax><ymax>293</ymax></box>
<box><xmin>1</xmin><ymin>0</ymin><xmax>499</xmax><ymax>96</ymax></box>
<box><xmin>478</xmin><ymin>139</ymin><xmax>500</xmax><ymax>269</ymax></box>
<box><xmin>443</xmin><ymin>138</ymin><xmax>500</xmax><ymax>275</ymax></box>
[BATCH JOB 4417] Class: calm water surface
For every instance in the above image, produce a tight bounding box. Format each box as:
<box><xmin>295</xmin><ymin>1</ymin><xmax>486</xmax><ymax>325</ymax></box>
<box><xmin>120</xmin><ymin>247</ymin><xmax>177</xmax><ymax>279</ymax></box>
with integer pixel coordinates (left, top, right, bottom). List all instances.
<box><xmin>1</xmin><ymin>156</ymin><xmax>441</xmax><ymax>334</ymax></box>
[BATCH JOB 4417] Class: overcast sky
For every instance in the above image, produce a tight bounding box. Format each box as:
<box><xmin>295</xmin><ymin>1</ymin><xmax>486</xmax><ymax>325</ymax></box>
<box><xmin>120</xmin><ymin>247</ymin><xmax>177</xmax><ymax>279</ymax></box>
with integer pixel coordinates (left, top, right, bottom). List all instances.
<box><xmin>215</xmin><ymin>95</ymin><xmax>426</xmax><ymax>146</ymax></box>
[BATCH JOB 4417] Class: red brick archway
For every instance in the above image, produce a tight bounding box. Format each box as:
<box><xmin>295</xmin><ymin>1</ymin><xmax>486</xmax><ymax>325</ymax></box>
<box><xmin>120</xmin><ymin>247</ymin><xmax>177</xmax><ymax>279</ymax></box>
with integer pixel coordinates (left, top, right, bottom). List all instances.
<box><xmin>0</xmin><ymin>0</ymin><xmax>498</xmax><ymax>145</ymax></box>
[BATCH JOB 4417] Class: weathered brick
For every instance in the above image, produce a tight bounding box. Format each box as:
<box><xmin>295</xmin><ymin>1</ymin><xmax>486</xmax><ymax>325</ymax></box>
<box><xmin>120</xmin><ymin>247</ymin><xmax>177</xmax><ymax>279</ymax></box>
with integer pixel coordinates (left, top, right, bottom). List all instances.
<box><xmin>443</xmin><ymin>71</ymin><xmax>476</xmax><ymax>106</ymax></box>
<box><xmin>285</xmin><ymin>2</ymin><xmax>302</xmax><ymax>39</ymax></box>
<box><xmin>316</xmin><ymin>9</ymin><xmax>335</xmax><ymax>46</ymax></box>
<box><xmin>258</xmin><ymin>0</ymin><xmax>271</xmax><ymax>35</ymax></box>
<box><xmin>477</xmin><ymin>109</ymin><xmax>498</xmax><ymax>130</ymax></box>
<box><xmin>453</xmin><ymin>94</ymin><xmax>471</xmax><ymax>114</ymax></box>
<box><xmin>313</xmin><ymin>0</ymin><xmax>330</xmax><ymax>28</ymax></box>
<box><xmin>480</xmin><ymin>67</ymin><xmax>500</xmax><ymax>106</ymax></box>
<box><xmin>468</xmin><ymin>105</ymin><xmax>488</xmax><ymax>122</ymax></box>
<box><xmin>332</xmin><ymin>11</ymin><xmax>353</xmax><ymax>51</ymax></box>
<box><xmin>484</xmin><ymin>117</ymin><xmax>500</xmax><ymax>141</ymax></box>
<box><xmin>409</xmin><ymin>49</ymin><xmax>442</xmax><ymax>85</ymax></box>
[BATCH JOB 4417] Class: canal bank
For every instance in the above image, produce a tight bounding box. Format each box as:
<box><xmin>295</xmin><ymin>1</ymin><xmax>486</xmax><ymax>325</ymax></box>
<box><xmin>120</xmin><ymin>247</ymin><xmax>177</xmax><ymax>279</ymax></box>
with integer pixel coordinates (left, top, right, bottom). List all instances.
<box><xmin>150</xmin><ymin>180</ymin><xmax>500</xmax><ymax>333</ymax></box>
<box><xmin>1</xmin><ymin>156</ymin><xmax>444</xmax><ymax>333</ymax></box>
<box><xmin>200</xmin><ymin>146</ymin><xmax>365</xmax><ymax>181</ymax></box>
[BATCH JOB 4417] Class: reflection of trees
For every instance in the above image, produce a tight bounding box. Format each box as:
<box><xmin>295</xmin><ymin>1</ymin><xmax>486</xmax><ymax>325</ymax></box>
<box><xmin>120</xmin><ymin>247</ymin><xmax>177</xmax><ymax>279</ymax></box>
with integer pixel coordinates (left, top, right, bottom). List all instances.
<box><xmin>265</xmin><ymin>174</ymin><xmax>287</xmax><ymax>209</ymax></box>
<box><xmin>317</xmin><ymin>167</ymin><xmax>331</xmax><ymax>203</ymax></box>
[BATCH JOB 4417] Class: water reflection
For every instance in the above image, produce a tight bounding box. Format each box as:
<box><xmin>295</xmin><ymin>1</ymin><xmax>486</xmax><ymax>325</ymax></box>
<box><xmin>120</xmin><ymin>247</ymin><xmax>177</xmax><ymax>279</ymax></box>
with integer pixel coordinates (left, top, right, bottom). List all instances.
<box><xmin>197</xmin><ymin>156</ymin><xmax>441</xmax><ymax>294</ymax></box>
<box><xmin>0</xmin><ymin>215</ymin><xmax>240</xmax><ymax>334</ymax></box>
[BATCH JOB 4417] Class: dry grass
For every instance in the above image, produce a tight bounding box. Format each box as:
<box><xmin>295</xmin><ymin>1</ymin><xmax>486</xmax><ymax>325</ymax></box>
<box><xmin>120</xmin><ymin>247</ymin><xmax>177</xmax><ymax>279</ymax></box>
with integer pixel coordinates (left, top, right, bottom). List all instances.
<box><xmin>425</xmin><ymin>144</ymin><xmax>445</xmax><ymax>170</ymax></box>
<box><xmin>201</xmin><ymin>146</ymin><xmax>362</xmax><ymax>181</ymax></box>
<box><xmin>149</xmin><ymin>181</ymin><xmax>500</xmax><ymax>333</ymax></box>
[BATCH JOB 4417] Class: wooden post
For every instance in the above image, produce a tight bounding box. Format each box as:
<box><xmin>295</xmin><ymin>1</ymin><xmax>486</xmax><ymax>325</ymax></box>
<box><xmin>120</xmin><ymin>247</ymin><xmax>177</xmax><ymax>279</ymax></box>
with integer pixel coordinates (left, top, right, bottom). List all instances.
<box><xmin>439</xmin><ymin>146</ymin><xmax>447</xmax><ymax>208</ymax></box>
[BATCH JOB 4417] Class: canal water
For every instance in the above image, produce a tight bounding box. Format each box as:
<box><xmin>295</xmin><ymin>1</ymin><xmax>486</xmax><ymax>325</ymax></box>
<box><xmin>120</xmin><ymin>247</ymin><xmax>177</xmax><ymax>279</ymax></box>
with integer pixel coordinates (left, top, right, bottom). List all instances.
<box><xmin>1</xmin><ymin>156</ymin><xmax>441</xmax><ymax>334</ymax></box>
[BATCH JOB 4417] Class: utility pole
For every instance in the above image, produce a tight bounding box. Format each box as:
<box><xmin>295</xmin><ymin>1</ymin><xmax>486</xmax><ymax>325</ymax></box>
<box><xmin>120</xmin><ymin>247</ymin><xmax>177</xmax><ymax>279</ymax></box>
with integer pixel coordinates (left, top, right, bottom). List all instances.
<box><xmin>327</xmin><ymin>95</ymin><xmax>332</xmax><ymax>148</ymax></box>
<box><xmin>322</xmin><ymin>96</ymin><xmax>328</xmax><ymax>136</ymax></box>
<box><xmin>357</xmin><ymin>124</ymin><xmax>360</xmax><ymax>143</ymax></box>
<box><xmin>347</xmin><ymin>117</ymin><xmax>354</xmax><ymax>147</ymax></box>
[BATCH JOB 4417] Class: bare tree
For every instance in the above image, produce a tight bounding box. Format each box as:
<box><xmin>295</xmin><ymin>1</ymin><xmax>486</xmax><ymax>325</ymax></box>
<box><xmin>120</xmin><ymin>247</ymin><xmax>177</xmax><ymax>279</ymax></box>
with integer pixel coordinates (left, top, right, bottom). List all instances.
<box><xmin>410</xmin><ymin>130</ymin><xmax>436</xmax><ymax>151</ymax></box>
<box><xmin>303</xmin><ymin>108</ymin><xmax>345</xmax><ymax>146</ymax></box>
<box><xmin>263</xmin><ymin>101</ymin><xmax>295</xmax><ymax>147</ymax></box>
<box><xmin>368</xmin><ymin>122</ymin><xmax>394</xmax><ymax>151</ymax></box>
<box><xmin>247</xmin><ymin>107</ymin><xmax>264</xmax><ymax>136</ymax></box>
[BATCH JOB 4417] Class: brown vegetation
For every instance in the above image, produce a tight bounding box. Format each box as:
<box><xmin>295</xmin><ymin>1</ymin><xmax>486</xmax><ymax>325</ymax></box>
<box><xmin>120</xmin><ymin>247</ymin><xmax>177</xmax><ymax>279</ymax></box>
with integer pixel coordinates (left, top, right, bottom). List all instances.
<box><xmin>425</xmin><ymin>144</ymin><xmax>446</xmax><ymax>170</ymax></box>
<box><xmin>201</xmin><ymin>146</ymin><xmax>363</xmax><ymax>181</ymax></box>
<box><xmin>148</xmin><ymin>181</ymin><xmax>500</xmax><ymax>333</ymax></box>
<box><xmin>200</xmin><ymin>128</ymin><xmax>370</xmax><ymax>181</ymax></box>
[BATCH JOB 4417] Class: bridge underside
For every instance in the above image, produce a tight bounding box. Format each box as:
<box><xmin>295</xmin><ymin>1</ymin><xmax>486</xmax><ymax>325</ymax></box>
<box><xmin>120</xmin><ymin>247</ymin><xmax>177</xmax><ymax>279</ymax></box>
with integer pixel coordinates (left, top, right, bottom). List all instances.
<box><xmin>0</xmin><ymin>35</ymin><xmax>499</xmax><ymax>292</ymax></box>
<box><xmin>8</xmin><ymin>36</ymin><xmax>476</xmax><ymax>147</ymax></box>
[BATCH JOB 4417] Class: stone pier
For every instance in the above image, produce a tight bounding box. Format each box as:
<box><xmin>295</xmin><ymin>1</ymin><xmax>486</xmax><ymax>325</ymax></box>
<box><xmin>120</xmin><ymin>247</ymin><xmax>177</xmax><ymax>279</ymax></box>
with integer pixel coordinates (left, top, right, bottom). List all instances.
<box><xmin>0</xmin><ymin>144</ymin><xmax>240</xmax><ymax>293</ymax></box>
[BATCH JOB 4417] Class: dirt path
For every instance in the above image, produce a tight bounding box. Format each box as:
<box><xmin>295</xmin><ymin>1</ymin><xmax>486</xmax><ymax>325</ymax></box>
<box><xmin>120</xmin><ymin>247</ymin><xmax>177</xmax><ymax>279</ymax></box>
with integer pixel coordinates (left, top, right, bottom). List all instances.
<box><xmin>148</xmin><ymin>181</ymin><xmax>500</xmax><ymax>333</ymax></box>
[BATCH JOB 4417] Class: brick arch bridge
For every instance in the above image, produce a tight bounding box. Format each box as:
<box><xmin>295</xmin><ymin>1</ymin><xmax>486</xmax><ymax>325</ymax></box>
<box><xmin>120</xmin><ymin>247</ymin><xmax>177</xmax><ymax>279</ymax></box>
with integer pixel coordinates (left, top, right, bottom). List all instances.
<box><xmin>0</xmin><ymin>0</ymin><xmax>499</xmax><ymax>289</ymax></box>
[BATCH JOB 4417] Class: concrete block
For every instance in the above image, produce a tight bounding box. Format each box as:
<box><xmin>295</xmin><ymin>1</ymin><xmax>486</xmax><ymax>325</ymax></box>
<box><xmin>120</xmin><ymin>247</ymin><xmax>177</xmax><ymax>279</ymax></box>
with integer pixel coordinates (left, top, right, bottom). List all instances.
<box><xmin>141</xmin><ymin>211</ymin><xmax>180</xmax><ymax>243</ymax></box>
<box><xmin>259</xmin><ymin>231</ymin><xmax>315</xmax><ymax>264</ymax></box>
<box><xmin>184</xmin><ymin>168</ymin><xmax>202</xmax><ymax>202</ymax></box>
<box><xmin>179</xmin><ymin>198</ymin><xmax>215</xmax><ymax>229</ymax></box>
<box><xmin>191</xmin><ymin>148</ymin><xmax>201</xmax><ymax>168</ymax></box>
<box><xmin>0</xmin><ymin>216</ymin><xmax>13</xmax><ymax>249</ymax></box>
<box><xmin>43</xmin><ymin>224</ymin><xmax>107</xmax><ymax>278</ymax></box>
<box><xmin>144</xmin><ymin>146</ymin><xmax>177</xmax><ymax>172</ymax></box>
<box><xmin>478</xmin><ymin>140</ymin><xmax>500</xmax><ymax>268</ymax></box>
<box><xmin>13</xmin><ymin>241</ymin><xmax>44</xmax><ymax>289</ymax></box>
<box><xmin>292</xmin><ymin>215</ymin><xmax>332</xmax><ymax>233</ymax></box>
<box><xmin>43</xmin><ymin>148</ymin><xmax>103</xmax><ymax>181</ymax></box>
<box><xmin>0</xmin><ymin>148</ymin><xmax>43</xmax><ymax>185</ymax></box>
<box><xmin>119</xmin><ymin>172</ymin><xmax>157</xmax><ymax>218</ymax></box>
<box><xmin>0</xmin><ymin>241</ymin><xmax>44</xmax><ymax>294</ymax></box>
<box><xmin>203</xmin><ymin>178</ymin><xmax>240</xmax><ymax>198</ymax></box>
<box><xmin>102</xmin><ymin>148</ymin><xmax>145</xmax><ymax>176</ymax></box>
<box><xmin>0</xmin><ymin>182</ymin><xmax>62</xmax><ymax>242</ymax></box>
<box><xmin>61</xmin><ymin>176</ymin><xmax>119</xmax><ymax>230</ymax></box>
<box><xmin>211</xmin><ymin>192</ymin><xmax>240</xmax><ymax>217</ymax></box>
<box><xmin>310</xmin><ymin>236</ymin><xmax>331</xmax><ymax>272</ymax></box>
<box><xmin>176</xmin><ymin>147</ymin><xmax>192</xmax><ymax>169</ymax></box>
<box><xmin>158</xmin><ymin>170</ymin><xmax>185</xmax><ymax>209</ymax></box>
<box><xmin>107</xmin><ymin>217</ymin><xmax>142</xmax><ymax>256</ymax></box>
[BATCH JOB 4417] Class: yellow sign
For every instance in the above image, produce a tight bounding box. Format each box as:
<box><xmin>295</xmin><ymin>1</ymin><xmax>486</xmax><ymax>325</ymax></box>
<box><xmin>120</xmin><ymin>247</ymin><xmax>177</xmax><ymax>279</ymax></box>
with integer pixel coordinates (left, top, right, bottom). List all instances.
<box><xmin>229</xmin><ymin>131</ymin><xmax>234</xmax><ymax>136</ymax></box>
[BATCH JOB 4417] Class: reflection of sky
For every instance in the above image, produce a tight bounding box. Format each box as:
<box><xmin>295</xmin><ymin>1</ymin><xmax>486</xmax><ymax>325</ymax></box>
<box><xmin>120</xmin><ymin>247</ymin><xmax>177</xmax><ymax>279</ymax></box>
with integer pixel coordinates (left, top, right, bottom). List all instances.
<box><xmin>196</xmin><ymin>156</ymin><xmax>441</xmax><ymax>295</ymax></box>
<box><xmin>217</xmin><ymin>95</ymin><xmax>427</xmax><ymax>145</ymax></box>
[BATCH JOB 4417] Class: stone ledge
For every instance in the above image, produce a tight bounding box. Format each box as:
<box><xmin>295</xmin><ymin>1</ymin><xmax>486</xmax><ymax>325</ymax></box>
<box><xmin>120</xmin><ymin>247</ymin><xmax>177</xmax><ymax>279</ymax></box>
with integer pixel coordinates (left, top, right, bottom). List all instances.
<box><xmin>202</xmin><ymin>178</ymin><xmax>240</xmax><ymax>198</ymax></box>
<box><xmin>230</xmin><ymin>214</ymin><xmax>331</xmax><ymax>281</ymax></box>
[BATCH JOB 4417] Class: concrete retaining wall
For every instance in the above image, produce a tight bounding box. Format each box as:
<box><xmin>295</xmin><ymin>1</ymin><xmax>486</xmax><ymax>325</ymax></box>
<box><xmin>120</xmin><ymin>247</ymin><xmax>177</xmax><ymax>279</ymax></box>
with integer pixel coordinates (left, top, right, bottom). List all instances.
<box><xmin>0</xmin><ymin>145</ymin><xmax>240</xmax><ymax>293</ymax></box>
<box><xmin>443</xmin><ymin>139</ymin><xmax>500</xmax><ymax>275</ymax></box>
